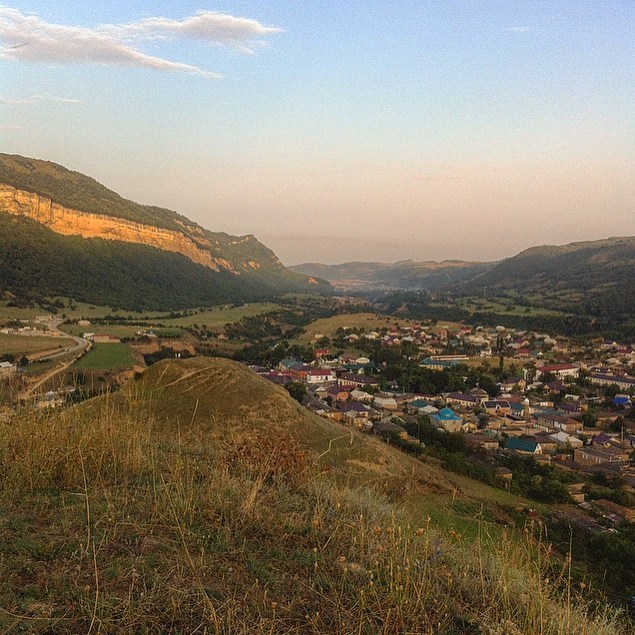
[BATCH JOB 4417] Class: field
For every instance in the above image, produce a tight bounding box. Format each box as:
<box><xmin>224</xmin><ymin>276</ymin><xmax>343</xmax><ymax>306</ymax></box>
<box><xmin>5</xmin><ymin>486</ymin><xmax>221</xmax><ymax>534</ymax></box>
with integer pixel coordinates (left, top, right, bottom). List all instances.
<box><xmin>0</xmin><ymin>333</ymin><xmax>75</xmax><ymax>357</ymax></box>
<box><xmin>295</xmin><ymin>312</ymin><xmax>420</xmax><ymax>344</ymax></box>
<box><xmin>452</xmin><ymin>296</ymin><xmax>572</xmax><ymax>318</ymax></box>
<box><xmin>73</xmin><ymin>343</ymin><xmax>137</xmax><ymax>370</ymax></box>
<box><xmin>159</xmin><ymin>302</ymin><xmax>279</xmax><ymax>329</ymax></box>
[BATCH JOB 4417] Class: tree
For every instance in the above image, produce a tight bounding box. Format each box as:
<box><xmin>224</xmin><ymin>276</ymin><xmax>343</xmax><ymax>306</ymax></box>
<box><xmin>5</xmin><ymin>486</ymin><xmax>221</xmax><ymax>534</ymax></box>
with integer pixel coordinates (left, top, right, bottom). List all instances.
<box><xmin>285</xmin><ymin>382</ymin><xmax>306</xmax><ymax>403</ymax></box>
<box><xmin>581</xmin><ymin>411</ymin><xmax>597</xmax><ymax>429</ymax></box>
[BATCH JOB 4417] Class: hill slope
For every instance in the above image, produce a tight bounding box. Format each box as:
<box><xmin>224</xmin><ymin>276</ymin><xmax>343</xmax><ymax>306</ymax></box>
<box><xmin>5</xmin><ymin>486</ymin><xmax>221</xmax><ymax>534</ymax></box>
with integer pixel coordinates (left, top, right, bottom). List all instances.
<box><xmin>0</xmin><ymin>154</ymin><xmax>329</xmax><ymax>308</ymax></box>
<box><xmin>292</xmin><ymin>238</ymin><xmax>635</xmax><ymax>314</ymax></box>
<box><xmin>0</xmin><ymin>357</ymin><xmax>628</xmax><ymax>634</ymax></box>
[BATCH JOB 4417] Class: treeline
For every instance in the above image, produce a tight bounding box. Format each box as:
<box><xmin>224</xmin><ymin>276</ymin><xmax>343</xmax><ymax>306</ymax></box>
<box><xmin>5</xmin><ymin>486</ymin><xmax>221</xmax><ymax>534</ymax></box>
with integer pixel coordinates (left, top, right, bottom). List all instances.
<box><xmin>369</xmin><ymin>290</ymin><xmax>635</xmax><ymax>340</ymax></box>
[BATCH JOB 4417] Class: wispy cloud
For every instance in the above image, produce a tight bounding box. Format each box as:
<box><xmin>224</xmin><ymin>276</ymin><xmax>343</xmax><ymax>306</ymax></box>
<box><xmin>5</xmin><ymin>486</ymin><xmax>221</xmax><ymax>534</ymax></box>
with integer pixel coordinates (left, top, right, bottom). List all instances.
<box><xmin>0</xmin><ymin>93</ymin><xmax>83</xmax><ymax>105</ymax></box>
<box><xmin>0</xmin><ymin>8</ymin><xmax>282</xmax><ymax>78</ymax></box>
<box><xmin>506</xmin><ymin>26</ymin><xmax>530</xmax><ymax>33</ymax></box>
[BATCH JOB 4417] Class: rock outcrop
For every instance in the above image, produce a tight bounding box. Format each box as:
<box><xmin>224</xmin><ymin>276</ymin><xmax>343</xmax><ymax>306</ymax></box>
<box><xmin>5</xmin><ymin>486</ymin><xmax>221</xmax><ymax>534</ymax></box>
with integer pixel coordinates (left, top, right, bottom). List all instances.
<box><xmin>0</xmin><ymin>183</ymin><xmax>251</xmax><ymax>274</ymax></box>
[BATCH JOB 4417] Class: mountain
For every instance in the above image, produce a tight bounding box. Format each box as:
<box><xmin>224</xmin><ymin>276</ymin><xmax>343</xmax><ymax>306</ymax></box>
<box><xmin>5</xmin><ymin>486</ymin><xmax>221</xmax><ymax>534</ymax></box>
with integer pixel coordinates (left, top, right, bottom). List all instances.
<box><xmin>0</xmin><ymin>154</ymin><xmax>329</xmax><ymax>309</ymax></box>
<box><xmin>292</xmin><ymin>238</ymin><xmax>635</xmax><ymax>313</ymax></box>
<box><xmin>290</xmin><ymin>259</ymin><xmax>491</xmax><ymax>290</ymax></box>
<box><xmin>467</xmin><ymin>237</ymin><xmax>635</xmax><ymax>293</ymax></box>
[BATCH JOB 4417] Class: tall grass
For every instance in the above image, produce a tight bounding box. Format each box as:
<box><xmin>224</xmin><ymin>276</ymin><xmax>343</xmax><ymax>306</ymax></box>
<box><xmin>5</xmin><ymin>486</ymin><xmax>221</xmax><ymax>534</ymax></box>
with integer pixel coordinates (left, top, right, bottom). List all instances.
<box><xmin>0</xmin><ymin>400</ymin><xmax>630</xmax><ymax>634</ymax></box>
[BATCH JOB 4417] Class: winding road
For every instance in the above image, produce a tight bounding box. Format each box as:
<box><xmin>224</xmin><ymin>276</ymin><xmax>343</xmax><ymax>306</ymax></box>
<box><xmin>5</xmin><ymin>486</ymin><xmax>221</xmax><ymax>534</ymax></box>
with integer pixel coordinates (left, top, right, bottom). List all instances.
<box><xmin>16</xmin><ymin>319</ymin><xmax>91</xmax><ymax>401</ymax></box>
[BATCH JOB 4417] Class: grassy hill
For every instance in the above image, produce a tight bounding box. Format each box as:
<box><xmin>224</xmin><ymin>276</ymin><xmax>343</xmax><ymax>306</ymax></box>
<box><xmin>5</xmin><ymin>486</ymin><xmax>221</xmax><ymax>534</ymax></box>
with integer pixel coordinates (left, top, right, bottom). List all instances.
<box><xmin>0</xmin><ymin>357</ymin><xmax>629</xmax><ymax>633</ymax></box>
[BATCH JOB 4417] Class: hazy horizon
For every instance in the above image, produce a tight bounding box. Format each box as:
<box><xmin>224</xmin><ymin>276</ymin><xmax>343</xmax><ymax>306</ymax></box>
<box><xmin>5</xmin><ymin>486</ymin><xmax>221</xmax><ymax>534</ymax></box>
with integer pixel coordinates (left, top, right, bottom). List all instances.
<box><xmin>1</xmin><ymin>1</ymin><xmax>633</xmax><ymax>265</ymax></box>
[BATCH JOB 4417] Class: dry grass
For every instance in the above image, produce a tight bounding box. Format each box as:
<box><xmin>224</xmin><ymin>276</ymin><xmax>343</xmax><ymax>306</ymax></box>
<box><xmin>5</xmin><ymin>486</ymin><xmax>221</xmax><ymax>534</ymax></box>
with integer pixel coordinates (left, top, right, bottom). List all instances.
<box><xmin>0</xmin><ymin>390</ymin><xmax>630</xmax><ymax>634</ymax></box>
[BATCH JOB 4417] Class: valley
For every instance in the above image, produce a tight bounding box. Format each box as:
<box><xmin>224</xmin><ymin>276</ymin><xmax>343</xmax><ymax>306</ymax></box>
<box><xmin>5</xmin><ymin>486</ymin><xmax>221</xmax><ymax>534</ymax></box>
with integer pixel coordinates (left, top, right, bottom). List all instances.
<box><xmin>1</xmin><ymin>156</ymin><xmax>634</xmax><ymax>633</ymax></box>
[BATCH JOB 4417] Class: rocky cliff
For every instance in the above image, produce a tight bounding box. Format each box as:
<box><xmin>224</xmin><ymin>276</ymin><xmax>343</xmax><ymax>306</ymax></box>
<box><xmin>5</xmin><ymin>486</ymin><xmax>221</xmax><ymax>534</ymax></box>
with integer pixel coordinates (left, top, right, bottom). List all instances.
<box><xmin>0</xmin><ymin>183</ymin><xmax>266</xmax><ymax>274</ymax></box>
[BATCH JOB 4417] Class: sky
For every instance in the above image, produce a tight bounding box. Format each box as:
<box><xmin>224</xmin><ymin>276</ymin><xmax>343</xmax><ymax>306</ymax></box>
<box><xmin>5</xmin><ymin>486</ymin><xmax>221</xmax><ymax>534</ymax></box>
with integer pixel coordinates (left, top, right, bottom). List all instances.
<box><xmin>1</xmin><ymin>1</ymin><xmax>633</xmax><ymax>265</ymax></box>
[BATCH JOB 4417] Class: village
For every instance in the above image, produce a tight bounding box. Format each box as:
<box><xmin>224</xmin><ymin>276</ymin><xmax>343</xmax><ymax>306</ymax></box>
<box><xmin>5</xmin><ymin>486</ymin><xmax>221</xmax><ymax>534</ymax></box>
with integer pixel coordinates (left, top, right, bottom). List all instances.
<box><xmin>251</xmin><ymin>319</ymin><xmax>635</xmax><ymax>530</ymax></box>
<box><xmin>2</xmin><ymin>308</ymin><xmax>635</xmax><ymax>531</ymax></box>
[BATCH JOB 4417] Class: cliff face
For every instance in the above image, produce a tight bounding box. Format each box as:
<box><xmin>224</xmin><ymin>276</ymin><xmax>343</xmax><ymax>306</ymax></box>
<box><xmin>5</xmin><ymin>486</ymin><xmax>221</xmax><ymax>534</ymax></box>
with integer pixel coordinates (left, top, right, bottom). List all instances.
<box><xmin>0</xmin><ymin>183</ymin><xmax>264</xmax><ymax>274</ymax></box>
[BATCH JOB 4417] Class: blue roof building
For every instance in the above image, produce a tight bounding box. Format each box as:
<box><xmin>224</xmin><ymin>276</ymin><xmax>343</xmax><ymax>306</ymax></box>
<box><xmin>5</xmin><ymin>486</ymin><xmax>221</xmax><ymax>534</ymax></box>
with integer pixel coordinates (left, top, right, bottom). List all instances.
<box><xmin>430</xmin><ymin>407</ymin><xmax>463</xmax><ymax>432</ymax></box>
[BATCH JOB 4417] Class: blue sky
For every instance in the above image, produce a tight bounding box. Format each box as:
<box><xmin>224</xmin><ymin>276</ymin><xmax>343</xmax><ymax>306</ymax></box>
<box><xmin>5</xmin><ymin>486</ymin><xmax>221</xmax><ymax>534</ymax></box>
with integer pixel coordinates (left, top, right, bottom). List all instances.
<box><xmin>1</xmin><ymin>1</ymin><xmax>633</xmax><ymax>264</ymax></box>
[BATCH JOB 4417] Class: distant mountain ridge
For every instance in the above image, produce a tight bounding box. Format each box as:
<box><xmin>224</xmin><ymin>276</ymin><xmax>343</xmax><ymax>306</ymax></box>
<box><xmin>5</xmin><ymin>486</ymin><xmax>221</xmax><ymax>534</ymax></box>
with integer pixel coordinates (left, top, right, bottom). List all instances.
<box><xmin>468</xmin><ymin>236</ymin><xmax>635</xmax><ymax>293</ymax></box>
<box><xmin>291</xmin><ymin>259</ymin><xmax>491</xmax><ymax>290</ymax></box>
<box><xmin>0</xmin><ymin>154</ymin><xmax>329</xmax><ymax>309</ymax></box>
<box><xmin>292</xmin><ymin>237</ymin><xmax>635</xmax><ymax>306</ymax></box>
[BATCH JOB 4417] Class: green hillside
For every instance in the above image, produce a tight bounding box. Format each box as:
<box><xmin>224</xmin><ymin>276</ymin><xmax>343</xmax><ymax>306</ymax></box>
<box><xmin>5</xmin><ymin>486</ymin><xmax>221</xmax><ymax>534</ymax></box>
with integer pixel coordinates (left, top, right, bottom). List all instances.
<box><xmin>0</xmin><ymin>357</ymin><xmax>629</xmax><ymax>633</ymax></box>
<box><xmin>0</xmin><ymin>154</ymin><xmax>330</xmax><ymax>309</ymax></box>
<box><xmin>0</xmin><ymin>214</ymin><xmax>306</xmax><ymax>310</ymax></box>
<box><xmin>469</xmin><ymin>237</ymin><xmax>635</xmax><ymax>293</ymax></box>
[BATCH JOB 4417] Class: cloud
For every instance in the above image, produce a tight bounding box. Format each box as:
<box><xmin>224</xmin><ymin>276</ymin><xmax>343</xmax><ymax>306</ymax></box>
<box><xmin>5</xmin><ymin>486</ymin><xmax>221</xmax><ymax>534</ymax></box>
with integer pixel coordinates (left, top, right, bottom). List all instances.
<box><xmin>0</xmin><ymin>8</ymin><xmax>282</xmax><ymax>77</ymax></box>
<box><xmin>0</xmin><ymin>93</ymin><xmax>83</xmax><ymax>105</ymax></box>
<box><xmin>109</xmin><ymin>11</ymin><xmax>283</xmax><ymax>54</ymax></box>
<box><xmin>506</xmin><ymin>26</ymin><xmax>530</xmax><ymax>33</ymax></box>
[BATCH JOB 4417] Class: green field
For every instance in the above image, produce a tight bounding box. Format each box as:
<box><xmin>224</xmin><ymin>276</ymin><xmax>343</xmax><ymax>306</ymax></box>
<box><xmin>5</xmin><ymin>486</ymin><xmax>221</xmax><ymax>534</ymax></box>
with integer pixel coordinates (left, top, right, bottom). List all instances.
<box><xmin>160</xmin><ymin>302</ymin><xmax>279</xmax><ymax>329</ymax></box>
<box><xmin>293</xmin><ymin>312</ymin><xmax>417</xmax><ymax>344</ymax></box>
<box><xmin>453</xmin><ymin>296</ymin><xmax>571</xmax><ymax>317</ymax></box>
<box><xmin>0</xmin><ymin>333</ymin><xmax>75</xmax><ymax>356</ymax></box>
<box><xmin>73</xmin><ymin>343</ymin><xmax>137</xmax><ymax>370</ymax></box>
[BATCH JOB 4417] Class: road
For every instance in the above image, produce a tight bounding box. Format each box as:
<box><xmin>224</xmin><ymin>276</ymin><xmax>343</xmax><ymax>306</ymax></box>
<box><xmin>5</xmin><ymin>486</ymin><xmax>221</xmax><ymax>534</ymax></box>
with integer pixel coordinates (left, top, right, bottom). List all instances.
<box><xmin>16</xmin><ymin>319</ymin><xmax>91</xmax><ymax>401</ymax></box>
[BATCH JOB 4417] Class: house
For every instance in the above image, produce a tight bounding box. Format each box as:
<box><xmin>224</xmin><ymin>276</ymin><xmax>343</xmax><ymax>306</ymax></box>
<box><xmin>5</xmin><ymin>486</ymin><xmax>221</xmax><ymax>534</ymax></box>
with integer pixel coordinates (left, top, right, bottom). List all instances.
<box><xmin>0</xmin><ymin>361</ymin><xmax>17</xmax><ymax>375</ymax></box>
<box><xmin>591</xmin><ymin>433</ymin><xmax>613</xmax><ymax>447</ymax></box>
<box><xmin>533</xmin><ymin>433</ymin><xmax>558</xmax><ymax>453</ymax></box>
<box><xmin>430</xmin><ymin>407</ymin><xmax>463</xmax><ymax>433</ymax></box>
<box><xmin>499</xmin><ymin>377</ymin><xmax>526</xmax><ymax>392</ymax></box>
<box><xmin>504</xmin><ymin>437</ymin><xmax>543</xmax><ymax>455</ymax></box>
<box><xmin>350</xmin><ymin>389</ymin><xmax>374</xmax><ymax>403</ymax></box>
<box><xmin>536</xmin><ymin>364</ymin><xmax>579</xmax><ymax>380</ymax></box>
<box><xmin>420</xmin><ymin>358</ymin><xmax>461</xmax><ymax>371</ymax></box>
<box><xmin>289</xmin><ymin>363</ymin><xmax>313</xmax><ymax>381</ymax></box>
<box><xmin>573</xmin><ymin>446</ymin><xmax>630</xmax><ymax>466</ymax></box>
<box><xmin>566</xmin><ymin>483</ymin><xmax>586</xmax><ymax>503</ymax></box>
<box><xmin>306</xmin><ymin>368</ymin><xmax>335</xmax><ymax>384</ymax></box>
<box><xmin>549</xmin><ymin>431</ymin><xmax>583</xmax><ymax>450</ymax></box>
<box><xmin>337</xmin><ymin>373</ymin><xmax>379</xmax><ymax>389</ymax></box>
<box><xmin>279</xmin><ymin>358</ymin><xmax>301</xmax><ymax>371</ymax></box>
<box><xmin>338</xmin><ymin>402</ymin><xmax>369</xmax><ymax>418</ymax></box>
<box><xmin>373</xmin><ymin>419</ymin><xmax>409</xmax><ymax>441</ymax></box>
<box><xmin>534</xmin><ymin>413</ymin><xmax>580</xmax><ymax>434</ymax></box>
<box><xmin>589</xmin><ymin>373</ymin><xmax>635</xmax><ymax>391</ymax></box>
<box><xmin>408</xmin><ymin>398</ymin><xmax>438</xmax><ymax>415</ymax></box>
<box><xmin>592</xmin><ymin>499</ymin><xmax>635</xmax><ymax>523</ymax></box>
<box><xmin>373</xmin><ymin>395</ymin><xmax>399</xmax><ymax>411</ymax></box>
<box><xmin>483</xmin><ymin>400</ymin><xmax>511</xmax><ymax>416</ymax></box>
<box><xmin>326</xmin><ymin>385</ymin><xmax>350</xmax><ymax>402</ymax></box>
<box><xmin>464</xmin><ymin>434</ymin><xmax>499</xmax><ymax>451</ymax></box>
<box><xmin>92</xmin><ymin>334</ymin><xmax>120</xmax><ymax>344</ymax></box>
<box><xmin>446</xmin><ymin>393</ymin><xmax>482</xmax><ymax>408</ymax></box>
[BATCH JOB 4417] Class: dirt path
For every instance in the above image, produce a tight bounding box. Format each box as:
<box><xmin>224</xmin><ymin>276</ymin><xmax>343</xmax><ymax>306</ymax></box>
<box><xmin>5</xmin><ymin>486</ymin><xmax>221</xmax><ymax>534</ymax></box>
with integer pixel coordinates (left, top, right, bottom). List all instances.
<box><xmin>17</xmin><ymin>319</ymin><xmax>91</xmax><ymax>401</ymax></box>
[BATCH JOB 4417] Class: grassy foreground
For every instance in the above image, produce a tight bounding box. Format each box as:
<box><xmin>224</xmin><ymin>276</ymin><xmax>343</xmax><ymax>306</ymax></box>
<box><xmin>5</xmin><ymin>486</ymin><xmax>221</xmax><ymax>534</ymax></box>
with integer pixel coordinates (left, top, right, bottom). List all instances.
<box><xmin>0</xmin><ymin>367</ymin><xmax>630</xmax><ymax>633</ymax></box>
